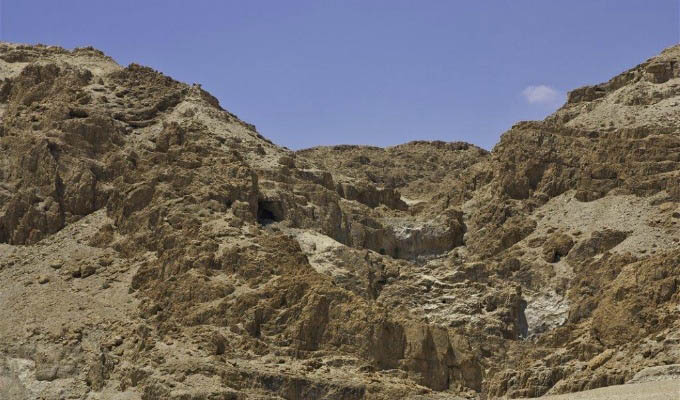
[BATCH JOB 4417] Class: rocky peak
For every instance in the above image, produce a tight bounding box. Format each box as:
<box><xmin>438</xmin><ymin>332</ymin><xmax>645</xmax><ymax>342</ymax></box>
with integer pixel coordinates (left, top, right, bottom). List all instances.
<box><xmin>0</xmin><ymin>42</ymin><xmax>679</xmax><ymax>399</ymax></box>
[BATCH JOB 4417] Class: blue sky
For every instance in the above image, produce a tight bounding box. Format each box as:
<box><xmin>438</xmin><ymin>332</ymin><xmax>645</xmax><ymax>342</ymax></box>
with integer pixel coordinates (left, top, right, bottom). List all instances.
<box><xmin>1</xmin><ymin>1</ymin><xmax>678</xmax><ymax>150</ymax></box>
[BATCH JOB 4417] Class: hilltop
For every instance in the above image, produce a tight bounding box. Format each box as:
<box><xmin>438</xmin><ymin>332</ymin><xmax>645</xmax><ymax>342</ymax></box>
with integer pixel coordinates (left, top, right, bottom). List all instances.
<box><xmin>0</xmin><ymin>42</ymin><xmax>679</xmax><ymax>399</ymax></box>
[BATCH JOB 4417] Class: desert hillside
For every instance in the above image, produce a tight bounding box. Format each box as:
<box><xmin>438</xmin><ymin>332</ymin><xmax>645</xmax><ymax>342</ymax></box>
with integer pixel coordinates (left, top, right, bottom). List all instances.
<box><xmin>0</xmin><ymin>42</ymin><xmax>679</xmax><ymax>399</ymax></box>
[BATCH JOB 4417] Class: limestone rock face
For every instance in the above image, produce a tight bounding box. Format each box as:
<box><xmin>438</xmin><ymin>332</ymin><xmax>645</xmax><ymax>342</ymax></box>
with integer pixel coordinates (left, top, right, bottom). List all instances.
<box><xmin>542</xmin><ymin>233</ymin><xmax>574</xmax><ymax>263</ymax></box>
<box><xmin>1</xmin><ymin>42</ymin><xmax>680</xmax><ymax>399</ymax></box>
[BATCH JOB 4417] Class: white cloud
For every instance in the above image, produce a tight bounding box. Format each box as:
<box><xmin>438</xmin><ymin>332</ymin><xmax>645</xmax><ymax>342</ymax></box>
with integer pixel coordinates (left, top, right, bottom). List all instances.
<box><xmin>522</xmin><ymin>85</ymin><xmax>562</xmax><ymax>105</ymax></box>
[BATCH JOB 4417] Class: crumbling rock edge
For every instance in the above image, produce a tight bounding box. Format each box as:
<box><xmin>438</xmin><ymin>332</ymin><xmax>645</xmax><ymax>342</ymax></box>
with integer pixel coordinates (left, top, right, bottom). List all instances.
<box><xmin>0</xmin><ymin>42</ymin><xmax>679</xmax><ymax>399</ymax></box>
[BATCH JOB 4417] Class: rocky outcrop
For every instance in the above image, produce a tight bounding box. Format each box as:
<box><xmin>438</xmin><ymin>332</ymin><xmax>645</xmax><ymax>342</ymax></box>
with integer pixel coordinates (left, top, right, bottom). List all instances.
<box><xmin>1</xmin><ymin>42</ymin><xmax>680</xmax><ymax>399</ymax></box>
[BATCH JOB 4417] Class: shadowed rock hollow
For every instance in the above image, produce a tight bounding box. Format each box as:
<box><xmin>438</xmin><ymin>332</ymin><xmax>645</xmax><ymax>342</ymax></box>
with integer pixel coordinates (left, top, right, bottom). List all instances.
<box><xmin>0</xmin><ymin>42</ymin><xmax>679</xmax><ymax>399</ymax></box>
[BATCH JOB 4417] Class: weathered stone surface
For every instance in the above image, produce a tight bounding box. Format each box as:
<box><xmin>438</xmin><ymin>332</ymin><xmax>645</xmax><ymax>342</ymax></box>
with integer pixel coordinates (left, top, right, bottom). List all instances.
<box><xmin>1</xmin><ymin>42</ymin><xmax>679</xmax><ymax>400</ymax></box>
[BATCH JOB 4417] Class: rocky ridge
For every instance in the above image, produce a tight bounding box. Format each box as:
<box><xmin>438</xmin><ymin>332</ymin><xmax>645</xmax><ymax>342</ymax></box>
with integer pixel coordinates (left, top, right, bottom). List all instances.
<box><xmin>0</xmin><ymin>42</ymin><xmax>679</xmax><ymax>399</ymax></box>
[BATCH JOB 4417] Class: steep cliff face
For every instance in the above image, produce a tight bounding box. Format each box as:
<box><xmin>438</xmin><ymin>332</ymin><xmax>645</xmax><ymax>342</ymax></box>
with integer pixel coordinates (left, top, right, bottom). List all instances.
<box><xmin>0</xmin><ymin>42</ymin><xmax>679</xmax><ymax>400</ymax></box>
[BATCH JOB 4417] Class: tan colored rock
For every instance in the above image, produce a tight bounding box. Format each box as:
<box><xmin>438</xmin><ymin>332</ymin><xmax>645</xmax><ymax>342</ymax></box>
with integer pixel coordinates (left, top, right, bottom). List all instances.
<box><xmin>1</xmin><ymin>42</ymin><xmax>679</xmax><ymax>399</ymax></box>
<box><xmin>542</xmin><ymin>233</ymin><xmax>574</xmax><ymax>263</ymax></box>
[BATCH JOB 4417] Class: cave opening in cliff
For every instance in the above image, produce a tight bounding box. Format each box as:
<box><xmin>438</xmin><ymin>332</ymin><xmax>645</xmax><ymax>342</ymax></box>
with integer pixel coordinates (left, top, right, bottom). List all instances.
<box><xmin>257</xmin><ymin>200</ymin><xmax>284</xmax><ymax>225</ymax></box>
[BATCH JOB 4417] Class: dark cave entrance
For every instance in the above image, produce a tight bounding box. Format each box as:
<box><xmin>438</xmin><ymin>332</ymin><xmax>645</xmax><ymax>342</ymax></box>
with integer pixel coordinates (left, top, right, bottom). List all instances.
<box><xmin>518</xmin><ymin>300</ymin><xmax>529</xmax><ymax>339</ymax></box>
<box><xmin>257</xmin><ymin>200</ymin><xmax>284</xmax><ymax>225</ymax></box>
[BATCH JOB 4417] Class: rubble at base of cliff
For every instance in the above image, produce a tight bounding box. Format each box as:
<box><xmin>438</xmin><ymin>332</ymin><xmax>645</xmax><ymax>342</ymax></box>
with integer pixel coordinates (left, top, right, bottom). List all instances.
<box><xmin>0</xmin><ymin>42</ymin><xmax>679</xmax><ymax>399</ymax></box>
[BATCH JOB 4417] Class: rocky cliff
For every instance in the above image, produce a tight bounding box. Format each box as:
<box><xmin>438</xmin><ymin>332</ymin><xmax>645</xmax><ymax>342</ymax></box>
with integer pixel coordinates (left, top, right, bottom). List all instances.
<box><xmin>0</xmin><ymin>42</ymin><xmax>678</xmax><ymax>399</ymax></box>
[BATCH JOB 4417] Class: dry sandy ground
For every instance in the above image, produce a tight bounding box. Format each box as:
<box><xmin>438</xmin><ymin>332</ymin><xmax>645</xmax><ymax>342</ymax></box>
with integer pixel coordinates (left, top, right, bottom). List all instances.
<box><xmin>536</xmin><ymin>379</ymin><xmax>680</xmax><ymax>400</ymax></box>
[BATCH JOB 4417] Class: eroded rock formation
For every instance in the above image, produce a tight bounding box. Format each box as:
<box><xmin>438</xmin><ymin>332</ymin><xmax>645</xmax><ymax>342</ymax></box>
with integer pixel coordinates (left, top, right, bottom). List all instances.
<box><xmin>0</xmin><ymin>42</ymin><xmax>679</xmax><ymax>399</ymax></box>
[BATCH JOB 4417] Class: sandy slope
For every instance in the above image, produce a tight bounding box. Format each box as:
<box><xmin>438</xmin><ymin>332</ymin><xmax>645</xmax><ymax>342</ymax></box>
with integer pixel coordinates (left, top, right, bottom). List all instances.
<box><xmin>537</xmin><ymin>379</ymin><xmax>680</xmax><ymax>400</ymax></box>
<box><xmin>1</xmin><ymin>42</ymin><xmax>680</xmax><ymax>399</ymax></box>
